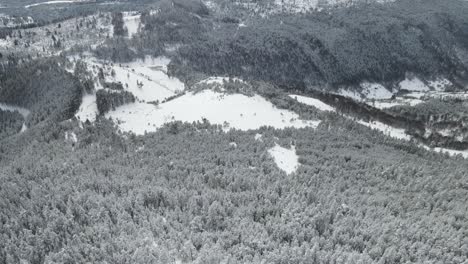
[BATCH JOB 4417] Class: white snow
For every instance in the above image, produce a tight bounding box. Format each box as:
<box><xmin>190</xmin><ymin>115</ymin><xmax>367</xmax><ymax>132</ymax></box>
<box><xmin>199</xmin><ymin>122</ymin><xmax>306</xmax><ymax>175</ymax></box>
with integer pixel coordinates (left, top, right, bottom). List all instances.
<box><xmin>268</xmin><ymin>144</ymin><xmax>299</xmax><ymax>174</ymax></box>
<box><xmin>427</xmin><ymin>78</ymin><xmax>452</xmax><ymax>92</ymax></box>
<box><xmin>123</xmin><ymin>12</ymin><xmax>141</xmax><ymax>38</ymax></box>
<box><xmin>74</xmin><ymin>56</ymin><xmax>184</xmax><ymax>124</ymax></box>
<box><xmin>255</xmin><ymin>133</ymin><xmax>263</xmax><ymax>141</ymax></box>
<box><xmin>25</xmin><ymin>0</ymin><xmax>90</xmax><ymax>8</ymax></box>
<box><xmin>399</xmin><ymin>77</ymin><xmax>430</xmax><ymax>92</ymax></box>
<box><xmin>199</xmin><ymin>76</ymin><xmax>245</xmax><ymax>86</ymax></box>
<box><xmin>106</xmin><ymin>56</ymin><xmax>184</xmax><ymax>102</ymax></box>
<box><xmin>335</xmin><ymin>89</ymin><xmax>362</xmax><ymax>101</ymax></box>
<box><xmin>289</xmin><ymin>94</ymin><xmax>336</xmax><ymax>112</ymax></box>
<box><xmin>0</xmin><ymin>103</ymin><xmax>30</xmax><ymax>118</ymax></box>
<box><xmin>75</xmin><ymin>93</ymin><xmax>98</xmax><ymax>122</ymax></box>
<box><xmin>356</xmin><ymin>119</ymin><xmax>411</xmax><ymax>140</ymax></box>
<box><xmin>360</xmin><ymin>82</ymin><xmax>393</xmax><ymax>100</ymax></box>
<box><xmin>274</xmin><ymin>0</ymin><xmax>318</xmax><ymax>13</ymax></box>
<box><xmin>65</xmin><ymin>131</ymin><xmax>78</xmax><ymax>143</ymax></box>
<box><xmin>106</xmin><ymin>89</ymin><xmax>321</xmax><ymax>135</ymax></box>
<box><xmin>422</xmin><ymin>145</ymin><xmax>468</xmax><ymax>159</ymax></box>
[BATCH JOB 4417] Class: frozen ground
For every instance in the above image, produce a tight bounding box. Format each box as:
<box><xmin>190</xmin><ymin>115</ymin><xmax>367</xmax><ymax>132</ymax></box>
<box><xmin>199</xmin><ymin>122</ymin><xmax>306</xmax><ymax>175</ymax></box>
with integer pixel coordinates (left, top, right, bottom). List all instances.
<box><xmin>268</xmin><ymin>144</ymin><xmax>299</xmax><ymax>174</ymax></box>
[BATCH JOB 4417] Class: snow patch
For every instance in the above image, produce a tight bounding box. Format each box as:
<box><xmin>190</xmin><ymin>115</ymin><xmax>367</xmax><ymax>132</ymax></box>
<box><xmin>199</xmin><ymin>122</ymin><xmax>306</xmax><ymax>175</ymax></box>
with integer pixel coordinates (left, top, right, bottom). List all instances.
<box><xmin>25</xmin><ymin>0</ymin><xmax>90</xmax><ymax>8</ymax></box>
<box><xmin>289</xmin><ymin>94</ymin><xmax>336</xmax><ymax>112</ymax></box>
<box><xmin>368</xmin><ymin>98</ymin><xmax>423</xmax><ymax>109</ymax></box>
<box><xmin>0</xmin><ymin>103</ymin><xmax>30</xmax><ymax>133</ymax></box>
<box><xmin>360</xmin><ymin>82</ymin><xmax>393</xmax><ymax>100</ymax></box>
<box><xmin>199</xmin><ymin>77</ymin><xmax>245</xmax><ymax>85</ymax></box>
<box><xmin>255</xmin><ymin>133</ymin><xmax>263</xmax><ymax>141</ymax></box>
<box><xmin>268</xmin><ymin>144</ymin><xmax>299</xmax><ymax>174</ymax></box>
<box><xmin>65</xmin><ymin>131</ymin><xmax>78</xmax><ymax>143</ymax></box>
<box><xmin>399</xmin><ymin>77</ymin><xmax>430</xmax><ymax>92</ymax></box>
<box><xmin>356</xmin><ymin>119</ymin><xmax>411</xmax><ymax>140</ymax></box>
<box><xmin>427</xmin><ymin>78</ymin><xmax>452</xmax><ymax>92</ymax></box>
<box><xmin>0</xmin><ymin>103</ymin><xmax>30</xmax><ymax>118</ymax></box>
<box><xmin>75</xmin><ymin>93</ymin><xmax>98</xmax><ymax>122</ymax></box>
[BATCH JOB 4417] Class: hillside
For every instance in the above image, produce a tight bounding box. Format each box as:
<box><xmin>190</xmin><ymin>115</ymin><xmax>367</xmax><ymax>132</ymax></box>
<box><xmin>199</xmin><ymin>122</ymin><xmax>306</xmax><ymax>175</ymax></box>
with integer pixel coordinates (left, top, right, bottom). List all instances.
<box><xmin>0</xmin><ymin>0</ymin><xmax>468</xmax><ymax>263</ymax></box>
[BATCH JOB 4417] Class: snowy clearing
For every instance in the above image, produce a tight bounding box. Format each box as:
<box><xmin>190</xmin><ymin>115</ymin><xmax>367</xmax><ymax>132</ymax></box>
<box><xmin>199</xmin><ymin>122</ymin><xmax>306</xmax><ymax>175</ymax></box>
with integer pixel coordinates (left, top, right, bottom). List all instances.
<box><xmin>268</xmin><ymin>144</ymin><xmax>299</xmax><ymax>174</ymax></box>
<box><xmin>399</xmin><ymin>77</ymin><xmax>430</xmax><ymax>92</ymax></box>
<box><xmin>123</xmin><ymin>12</ymin><xmax>141</xmax><ymax>38</ymax></box>
<box><xmin>75</xmin><ymin>56</ymin><xmax>183</xmax><ymax>123</ymax></box>
<box><xmin>106</xmin><ymin>89</ymin><xmax>321</xmax><ymax>135</ymax></box>
<box><xmin>335</xmin><ymin>89</ymin><xmax>362</xmax><ymax>101</ymax></box>
<box><xmin>356</xmin><ymin>119</ymin><xmax>411</xmax><ymax>140</ymax></box>
<box><xmin>75</xmin><ymin>93</ymin><xmax>98</xmax><ymax>122</ymax></box>
<box><xmin>360</xmin><ymin>82</ymin><xmax>393</xmax><ymax>100</ymax></box>
<box><xmin>289</xmin><ymin>94</ymin><xmax>336</xmax><ymax>112</ymax></box>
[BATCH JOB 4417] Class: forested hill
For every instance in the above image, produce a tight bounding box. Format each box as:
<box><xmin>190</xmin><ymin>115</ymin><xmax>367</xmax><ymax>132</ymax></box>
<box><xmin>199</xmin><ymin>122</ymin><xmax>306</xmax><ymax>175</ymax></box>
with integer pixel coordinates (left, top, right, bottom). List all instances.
<box><xmin>0</xmin><ymin>0</ymin><xmax>468</xmax><ymax>263</ymax></box>
<box><xmin>170</xmin><ymin>0</ymin><xmax>468</xmax><ymax>89</ymax></box>
<box><xmin>1</xmin><ymin>118</ymin><xmax>468</xmax><ymax>263</ymax></box>
<box><xmin>0</xmin><ymin>58</ymin><xmax>83</xmax><ymax>126</ymax></box>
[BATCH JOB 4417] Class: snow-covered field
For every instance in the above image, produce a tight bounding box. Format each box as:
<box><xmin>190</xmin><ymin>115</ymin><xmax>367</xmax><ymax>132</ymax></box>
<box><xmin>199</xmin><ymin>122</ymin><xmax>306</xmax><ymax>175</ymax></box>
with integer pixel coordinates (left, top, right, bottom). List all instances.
<box><xmin>268</xmin><ymin>143</ymin><xmax>299</xmax><ymax>174</ymax></box>
<box><xmin>75</xmin><ymin>56</ymin><xmax>183</xmax><ymax>122</ymax></box>
<box><xmin>122</xmin><ymin>12</ymin><xmax>141</xmax><ymax>38</ymax></box>
<box><xmin>106</xmin><ymin>90</ymin><xmax>321</xmax><ymax>135</ymax></box>
<box><xmin>289</xmin><ymin>94</ymin><xmax>336</xmax><ymax>112</ymax></box>
<box><xmin>106</xmin><ymin>56</ymin><xmax>184</xmax><ymax>102</ymax></box>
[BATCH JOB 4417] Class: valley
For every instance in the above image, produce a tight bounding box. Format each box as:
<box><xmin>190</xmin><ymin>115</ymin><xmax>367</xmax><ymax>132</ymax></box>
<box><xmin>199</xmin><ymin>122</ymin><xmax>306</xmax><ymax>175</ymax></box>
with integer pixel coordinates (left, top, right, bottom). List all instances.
<box><xmin>0</xmin><ymin>0</ymin><xmax>468</xmax><ymax>263</ymax></box>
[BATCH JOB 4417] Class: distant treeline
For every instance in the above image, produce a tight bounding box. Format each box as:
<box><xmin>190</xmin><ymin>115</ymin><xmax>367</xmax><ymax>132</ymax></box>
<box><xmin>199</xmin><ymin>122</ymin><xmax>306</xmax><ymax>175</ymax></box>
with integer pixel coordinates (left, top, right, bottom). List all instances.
<box><xmin>166</xmin><ymin>0</ymin><xmax>468</xmax><ymax>89</ymax></box>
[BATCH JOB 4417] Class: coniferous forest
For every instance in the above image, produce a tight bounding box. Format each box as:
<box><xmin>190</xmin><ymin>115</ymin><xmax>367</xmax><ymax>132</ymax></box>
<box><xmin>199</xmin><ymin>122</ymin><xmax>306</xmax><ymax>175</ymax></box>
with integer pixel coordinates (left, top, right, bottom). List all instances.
<box><xmin>1</xmin><ymin>0</ymin><xmax>468</xmax><ymax>263</ymax></box>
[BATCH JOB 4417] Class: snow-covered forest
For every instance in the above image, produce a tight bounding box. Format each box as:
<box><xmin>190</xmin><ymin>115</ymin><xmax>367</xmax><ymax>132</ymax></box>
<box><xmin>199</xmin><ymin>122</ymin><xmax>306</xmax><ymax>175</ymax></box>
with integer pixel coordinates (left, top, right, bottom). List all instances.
<box><xmin>1</xmin><ymin>0</ymin><xmax>468</xmax><ymax>263</ymax></box>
